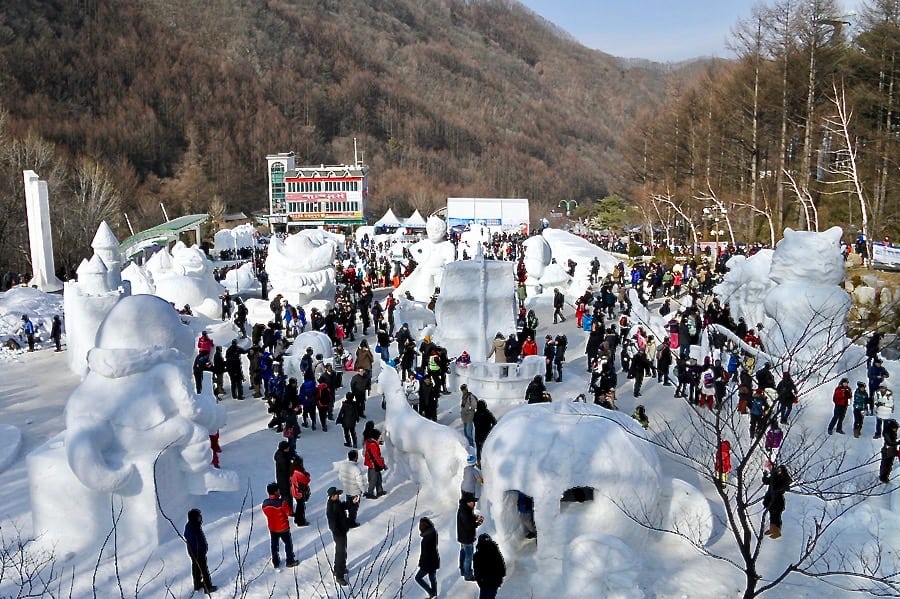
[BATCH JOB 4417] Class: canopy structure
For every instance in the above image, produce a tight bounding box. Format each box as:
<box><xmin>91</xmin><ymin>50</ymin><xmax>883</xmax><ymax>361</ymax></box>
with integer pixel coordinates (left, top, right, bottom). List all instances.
<box><xmin>373</xmin><ymin>208</ymin><xmax>402</xmax><ymax>228</ymax></box>
<box><xmin>119</xmin><ymin>214</ymin><xmax>209</xmax><ymax>259</ymax></box>
<box><xmin>404</xmin><ymin>209</ymin><xmax>427</xmax><ymax>229</ymax></box>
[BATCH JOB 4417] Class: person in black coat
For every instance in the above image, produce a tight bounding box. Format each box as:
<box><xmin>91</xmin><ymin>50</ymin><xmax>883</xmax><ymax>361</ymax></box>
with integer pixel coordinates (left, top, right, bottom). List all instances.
<box><xmin>327</xmin><ymin>486</ymin><xmax>358</xmax><ymax>586</ymax></box>
<box><xmin>338</xmin><ymin>392</ymin><xmax>360</xmax><ymax>449</ymax></box>
<box><xmin>657</xmin><ymin>341</ymin><xmax>673</xmax><ymax>385</ymax></box>
<box><xmin>542</xmin><ymin>335</ymin><xmax>555</xmax><ymax>380</ymax></box>
<box><xmin>456</xmin><ymin>497</ymin><xmax>482</xmax><ymax>580</ymax></box>
<box><xmin>524</xmin><ymin>375</ymin><xmax>547</xmax><ymax>404</ymax></box>
<box><xmin>473</xmin><ymin>533</ymin><xmax>506</xmax><ymax>598</ymax></box>
<box><xmin>472</xmin><ymin>400</ymin><xmax>497</xmax><ymax>462</ymax></box>
<box><xmin>629</xmin><ymin>349</ymin><xmax>652</xmax><ymax>397</ymax></box>
<box><xmin>756</xmin><ymin>362</ymin><xmax>776</xmax><ymax>390</ymax></box>
<box><xmin>50</xmin><ymin>315</ymin><xmax>62</xmax><ymax>352</ymax></box>
<box><xmin>184</xmin><ymin>509</ymin><xmax>216</xmax><ymax>593</ymax></box>
<box><xmin>880</xmin><ymin>419</ymin><xmax>899</xmax><ymax>483</ymax></box>
<box><xmin>225</xmin><ymin>340</ymin><xmax>246</xmax><ymax>399</ymax></box>
<box><xmin>762</xmin><ymin>465</ymin><xmax>792</xmax><ymax>540</ymax></box>
<box><xmin>273</xmin><ymin>441</ymin><xmax>295</xmax><ymax>513</ymax></box>
<box><xmin>415</xmin><ymin>517</ymin><xmax>440</xmax><ymax>598</ymax></box>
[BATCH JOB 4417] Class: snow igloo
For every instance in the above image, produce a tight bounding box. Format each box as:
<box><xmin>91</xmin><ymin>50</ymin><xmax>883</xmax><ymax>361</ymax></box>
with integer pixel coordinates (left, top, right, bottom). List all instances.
<box><xmin>481</xmin><ymin>401</ymin><xmax>711</xmax><ymax>598</ymax></box>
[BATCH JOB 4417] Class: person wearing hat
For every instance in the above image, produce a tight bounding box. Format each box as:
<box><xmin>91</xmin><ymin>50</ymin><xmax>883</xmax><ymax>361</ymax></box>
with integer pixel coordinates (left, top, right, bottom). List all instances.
<box><xmin>874</xmin><ymin>385</ymin><xmax>895</xmax><ymax>439</ymax></box>
<box><xmin>460</xmin><ymin>454</ymin><xmax>483</xmax><ymax>502</ymax></box>
<box><xmin>853</xmin><ymin>382</ymin><xmax>869</xmax><ymax>438</ymax></box>
<box><xmin>472</xmin><ymin>532</ymin><xmax>506</xmax><ymax>596</ymax></box>
<box><xmin>775</xmin><ymin>371</ymin><xmax>798</xmax><ymax>424</ymax></box>
<box><xmin>542</xmin><ymin>335</ymin><xmax>556</xmax><ymax>381</ymax></box>
<box><xmin>363</xmin><ymin>429</ymin><xmax>387</xmax><ymax>498</ymax></box>
<box><xmin>184</xmin><ymin>508</ymin><xmax>216</xmax><ymax>593</ymax></box>
<box><xmin>828</xmin><ymin>378</ymin><xmax>852</xmax><ymax>435</ymax></box>
<box><xmin>868</xmin><ymin>358</ymin><xmax>890</xmax><ymax>401</ymax></box>
<box><xmin>19</xmin><ymin>314</ymin><xmax>36</xmax><ymax>352</ymax></box>
<box><xmin>326</xmin><ymin>485</ymin><xmax>359</xmax><ymax>585</ymax></box>
<box><xmin>460</xmin><ymin>385</ymin><xmax>478</xmax><ymax>447</ymax></box>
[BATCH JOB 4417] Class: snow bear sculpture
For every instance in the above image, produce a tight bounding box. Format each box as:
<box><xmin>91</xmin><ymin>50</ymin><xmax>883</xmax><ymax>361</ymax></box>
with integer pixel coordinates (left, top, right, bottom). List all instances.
<box><xmin>265</xmin><ymin>229</ymin><xmax>337</xmax><ymax>306</ymax></box>
<box><xmin>762</xmin><ymin>227</ymin><xmax>850</xmax><ymax>368</ymax></box>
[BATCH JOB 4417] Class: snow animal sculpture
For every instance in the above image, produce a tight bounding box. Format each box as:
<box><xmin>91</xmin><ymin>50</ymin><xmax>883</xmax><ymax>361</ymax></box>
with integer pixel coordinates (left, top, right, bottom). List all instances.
<box><xmin>713</xmin><ymin>249</ymin><xmax>775</xmax><ymax>332</ymax></box>
<box><xmin>395</xmin><ymin>216</ymin><xmax>457</xmax><ymax>301</ymax></box>
<box><xmin>143</xmin><ymin>241</ymin><xmax>225</xmax><ymax>315</ymax></box>
<box><xmin>65</xmin><ymin>294</ymin><xmax>237</xmax><ymax>495</ymax></box>
<box><xmin>480</xmin><ymin>401</ymin><xmax>711</xmax><ymax>597</ymax></box>
<box><xmin>265</xmin><ymin>229</ymin><xmax>337</xmax><ymax>306</ymax></box>
<box><xmin>379</xmin><ymin>367</ymin><xmax>469</xmax><ymax>509</ymax></box>
<box><xmin>522</xmin><ymin>234</ymin><xmax>552</xmax><ymax>294</ymax></box>
<box><xmin>762</xmin><ymin>226</ymin><xmax>851</xmax><ymax>367</ymax></box>
<box><xmin>434</xmin><ymin>252</ymin><xmax>517</xmax><ymax>362</ymax></box>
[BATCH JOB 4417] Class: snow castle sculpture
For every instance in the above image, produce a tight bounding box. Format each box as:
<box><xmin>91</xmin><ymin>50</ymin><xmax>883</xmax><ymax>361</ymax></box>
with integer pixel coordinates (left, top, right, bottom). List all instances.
<box><xmin>265</xmin><ymin>229</ymin><xmax>338</xmax><ymax>306</ymax></box>
<box><xmin>27</xmin><ymin>295</ymin><xmax>238</xmax><ymax>557</ymax></box>
<box><xmin>395</xmin><ymin>216</ymin><xmax>456</xmax><ymax>301</ymax></box>
<box><xmin>63</xmin><ymin>222</ymin><xmax>130</xmax><ymax>377</ymax></box>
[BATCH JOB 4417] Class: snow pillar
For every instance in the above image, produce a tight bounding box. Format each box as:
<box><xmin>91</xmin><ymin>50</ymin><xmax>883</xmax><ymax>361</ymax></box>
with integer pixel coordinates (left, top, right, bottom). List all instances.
<box><xmin>23</xmin><ymin>170</ymin><xmax>64</xmax><ymax>292</ymax></box>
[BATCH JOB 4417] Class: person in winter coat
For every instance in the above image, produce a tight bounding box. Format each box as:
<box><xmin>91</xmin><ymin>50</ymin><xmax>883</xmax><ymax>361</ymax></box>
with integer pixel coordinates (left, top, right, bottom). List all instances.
<box><xmin>867</xmin><ymin>332</ymin><xmax>884</xmax><ymax>368</ymax></box>
<box><xmin>473</xmin><ymin>533</ymin><xmax>506</xmax><ymax>598</ymax></box>
<box><xmin>184</xmin><ymin>508</ymin><xmax>216</xmax><ymax>593</ymax></box>
<box><xmin>763</xmin><ymin>465</ymin><xmax>791</xmax><ymax>539</ymax></box>
<box><xmin>868</xmin><ymin>358</ymin><xmax>890</xmax><ymax>399</ymax></box>
<box><xmin>520</xmin><ymin>336</ymin><xmax>538</xmax><ymax>358</ymax></box>
<box><xmin>880</xmin><ymin>419</ymin><xmax>899</xmax><ymax>483</ymax></box>
<box><xmin>552</xmin><ymin>288</ymin><xmax>566</xmax><ymax>323</ymax></box>
<box><xmin>715</xmin><ymin>439</ymin><xmax>732</xmax><ymax>486</ymax></box>
<box><xmin>355</xmin><ymin>340</ymin><xmax>374</xmax><ymax>376</ymax></box>
<box><xmin>487</xmin><ymin>333</ymin><xmax>506</xmax><ymax>363</ymax></box>
<box><xmin>261</xmin><ymin>482</ymin><xmax>298</xmax><ymax>569</ymax></box>
<box><xmin>350</xmin><ymin>367</ymin><xmax>370</xmax><ymax>418</ymax></box>
<box><xmin>775</xmin><ymin>371</ymin><xmax>797</xmax><ymax>424</ymax></box>
<box><xmin>336</xmin><ymin>450</ymin><xmax>366</xmax><ymax>527</ymax></box>
<box><xmin>749</xmin><ymin>389</ymin><xmax>770</xmax><ymax>438</ymax></box>
<box><xmin>456</xmin><ymin>497</ymin><xmax>483</xmax><ymax>581</ymax></box>
<box><xmin>553</xmin><ymin>334</ymin><xmax>567</xmax><ymax>382</ymax></box>
<box><xmin>460</xmin><ymin>454</ymin><xmax>484</xmax><ymax>502</ymax></box>
<box><xmin>524</xmin><ymin>375</ymin><xmax>547</xmax><ymax>404</ymax></box>
<box><xmin>197</xmin><ymin>331</ymin><xmax>214</xmax><ymax>357</ymax></box>
<box><xmin>756</xmin><ymin>362</ymin><xmax>776</xmax><ymax>390</ymax></box>
<box><xmin>212</xmin><ymin>346</ymin><xmax>226</xmax><ymax>397</ymax></box>
<box><xmin>765</xmin><ymin>421</ymin><xmax>784</xmax><ymax>465</ymax></box>
<box><xmin>338</xmin><ymin>392</ymin><xmax>360</xmax><ymax>448</ymax></box>
<box><xmin>629</xmin><ymin>349</ymin><xmax>652</xmax><ymax>398</ymax></box>
<box><xmin>415</xmin><ymin>517</ymin><xmax>440</xmax><ymax>598</ymax></box>
<box><xmin>327</xmin><ymin>486</ymin><xmax>359</xmax><ymax>586</ymax></box>
<box><xmin>631</xmin><ymin>404</ymin><xmax>649</xmax><ymax>429</ymax></box>
<box><xmin>290</xmin><ymin>456</ymin><xmax>311</xmax><ymax>526</ymax></box>
<box><xmin>473</xmin><ymin>400</ymin><xmax>497</xmax><ymax>462</ymax></box>
<box><xmin>874</xmin><ymin>386</ymin><xmax>895</xmax><ymax>439</ymax></box>
<box><xmin>273</xmin><ymin>441</ymin><xmax>296</xmax><ymax>513</ymax></box>
<box><xmin>853</xmin><ymin>382</ymin><xmax>869</xmax><ymax>438</ymax></box>
<box><xmin>50</xmin><ymin>315</ymin><xmax>62</xmax><ymax>352</ymax></box>
<box><xmin>542</xmin><ymin>335</ymin><xmax>556</xmax><ymax>381</ymax></box>
<box><xmin>225</xmin><ymin>340</ymin><xmax>246</xmax><ymax>399</ymax></box>
<box><xmin>828</xmin><ymin>378</ymin><xmax>852</xmax><ymax>435</ymax></box>
<box><xmin>363</xmin><ymin>429</ymin><xmax>386</xmax><ymax>498</ymax></box>
<box><xmin>460</xmin><ymin>384</ymin><xmax>478</xmax><ymax>446</ymax></box>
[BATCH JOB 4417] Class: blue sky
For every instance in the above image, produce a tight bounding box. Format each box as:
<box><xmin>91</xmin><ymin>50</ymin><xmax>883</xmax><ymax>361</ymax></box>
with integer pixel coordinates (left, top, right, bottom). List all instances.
<box><xmin>519</xmin><ymin>0</ymin><xmax>861</xmax><ymax>62</ymax></box>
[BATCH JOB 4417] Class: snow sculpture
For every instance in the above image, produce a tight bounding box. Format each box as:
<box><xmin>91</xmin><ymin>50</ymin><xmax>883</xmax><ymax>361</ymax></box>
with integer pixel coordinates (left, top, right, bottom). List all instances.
<box><xmin>713</xmin><ymin>249</ymin><xmax>775</xmax><ymax>331</ymax></box>
<box><xmin>762</xmin><ymin>227</ymin><xmax>851</xmax><ymax>367</ymax></box>
<box><xmin>63</xmin><ymin>222</ymin><xmax>130</xmax><ymax>377</ymax></box>
<box><xmin>28</xmin><ymin>295</ymin><xmax>238</xmax><ymax>556</ymax></box>
<box><xmin>22</xmin><ymin>170</ymin><xmax>64</xmax><ymax>292</ymax></box>
<box><xmin>213</xmin><ymin>223</ymin><xmax>257</xmax><ymax>256</ymax></box>
<box><xmin>222</xmin><ymin>262</ymin><xmax>260</xmax><ymax>295</ymax></box>
<box><xmin>283</xmin><ymin>331</ymin><xmax>335</xmax><ymax>380</ymax></box>
<box><xmin>395</xmin><ymin>216</ymin><xmax>456</xmax><ymax>301</ymax></box>
<box><xmin>481</xmin><ymin>401</ymin><xmax>711</xmax><ymax>596</ymax></box>
<box><xmin>434</xmin><ymin>251</ymin><xmax>517</xmax><ymax>362</ymax></box>
<box><xmin>541</xmin><ymin>228</ymin><xmax>618</xmax><ymax>298</ymax></box>
<box><xmin>522</xmin><ymin>234</ymin><xmax>552</xmax><ymax>294</ymax></box>
<box><xmin>265</xmin><ymin>229</ymin><xmax>337</xmax><ymax>307</ymax></box>
<box><xmin>0</xmin><ymin>424</ymin><xmax>22</xmax><ymax>473</ymax></box>
<box><xmin>143</xmin><ymin>241</ymin><xmax>225</xmax><ymax>315</ymax></box>
<box><xmin>380</xmin><ymin>367</ymin><xmax>469</xmax><ymax>509</ymax></box>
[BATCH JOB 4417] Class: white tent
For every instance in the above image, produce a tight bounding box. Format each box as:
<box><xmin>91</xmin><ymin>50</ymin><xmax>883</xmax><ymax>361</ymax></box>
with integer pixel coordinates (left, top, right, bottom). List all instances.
<box><xmin>404</xmin><ymin>209</ymin><xmax>427</xmax><ymax>229</ymax></box>
<box><xmin>374</xmin><ymin>208</ymin><xmax>402</xmax><ymax>228</ymax></box>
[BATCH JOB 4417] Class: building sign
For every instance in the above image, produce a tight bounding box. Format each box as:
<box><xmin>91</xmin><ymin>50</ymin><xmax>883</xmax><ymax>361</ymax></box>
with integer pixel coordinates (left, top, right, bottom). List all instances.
<box><xmin>289</xmin><ymin>211</ymin><xmax>362</xmax><ymax>221</ymax></box>
<box><xmin>873</xmin><ymin>243</ymin><xmax>900</xmax><ymax>270</ymax></box>
<box><xmin>285</xmin><ymin>192</ymin><xmax>348</xmax><ymax>201</ymax></box>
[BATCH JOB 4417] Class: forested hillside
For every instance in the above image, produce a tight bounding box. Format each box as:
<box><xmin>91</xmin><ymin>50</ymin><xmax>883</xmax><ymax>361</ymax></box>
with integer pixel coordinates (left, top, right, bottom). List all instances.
<box><xmin>0</xmin><ymin>0</ymin><xmax>681</xmax><ymax>274</ymax></box>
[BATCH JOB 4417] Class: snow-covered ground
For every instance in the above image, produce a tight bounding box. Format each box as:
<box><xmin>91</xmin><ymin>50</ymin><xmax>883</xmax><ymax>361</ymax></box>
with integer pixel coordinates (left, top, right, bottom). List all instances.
<box><xmin>0</xmin><ymin>236</ymin><xmax>896</xmax><ymax>598</ymax></box>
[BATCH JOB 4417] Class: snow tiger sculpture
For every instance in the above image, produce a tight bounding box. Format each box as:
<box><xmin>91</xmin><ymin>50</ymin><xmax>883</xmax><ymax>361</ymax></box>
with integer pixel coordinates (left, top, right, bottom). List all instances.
<box><xmin>762</xmin><ymin>226</ymin><xmax>851</xmax><ymax>368</ymax></box>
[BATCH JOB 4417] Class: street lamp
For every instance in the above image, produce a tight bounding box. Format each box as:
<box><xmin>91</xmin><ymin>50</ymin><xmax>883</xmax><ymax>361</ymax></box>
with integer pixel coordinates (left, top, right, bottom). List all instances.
<box><xmin>558</xmin><ymin>199</ymin><xmax>579</xmax><ymax>217</ymax></box>
<box><xmin>702</xmin><ymin>206</ymin><xmax>728</xmax><ymax>254</ymax></box>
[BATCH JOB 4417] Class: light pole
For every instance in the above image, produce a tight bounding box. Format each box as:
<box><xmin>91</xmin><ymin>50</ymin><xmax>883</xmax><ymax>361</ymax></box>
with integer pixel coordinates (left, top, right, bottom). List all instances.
<box><xmin>558</xmin><ymin>199</ymin><xmax>578</xmax><ymax>217</ymax></box>
<box><xmin>702</xmin><ymin>206</ymin><xmax>727</xmax><ymax>255</ymax></box>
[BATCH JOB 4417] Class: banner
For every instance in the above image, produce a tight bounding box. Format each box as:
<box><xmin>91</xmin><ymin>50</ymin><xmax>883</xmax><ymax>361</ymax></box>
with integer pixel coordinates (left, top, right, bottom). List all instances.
<box><xmin>872</xmin><ymin>243</ymin><xmax>900</xmax><ymax>270</ymax></box>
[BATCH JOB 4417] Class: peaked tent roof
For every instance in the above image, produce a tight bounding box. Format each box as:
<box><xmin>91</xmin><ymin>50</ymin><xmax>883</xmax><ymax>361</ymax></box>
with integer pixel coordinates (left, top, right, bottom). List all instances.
<box><xmin>404</xmin><ymin>209</ymin><xmax>427</xmax><ymax>228</ymax></box>
<box><xmin>374</xmin><ymin>208</ymin><xmax>402</xmax><ymax>227</ymax></box>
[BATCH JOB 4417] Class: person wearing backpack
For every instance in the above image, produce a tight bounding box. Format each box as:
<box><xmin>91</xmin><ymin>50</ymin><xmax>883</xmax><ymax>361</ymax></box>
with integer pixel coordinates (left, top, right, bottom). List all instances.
<box><xmin>290</xmin><ymin>456</ymin><xmax>311</xmax><ymax>527</ymax></box>
<box><xmin>315</xmin><ymin>381</ymin><xmax>333</xmax><ymax>432</ymax></box>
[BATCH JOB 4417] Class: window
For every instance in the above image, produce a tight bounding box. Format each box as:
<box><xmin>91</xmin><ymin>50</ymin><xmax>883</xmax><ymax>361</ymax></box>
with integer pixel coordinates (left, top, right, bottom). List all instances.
<box><xmin>270</xmin><ymin>163</ymin><xmax>285</xmax><ymax>205</ymax></box>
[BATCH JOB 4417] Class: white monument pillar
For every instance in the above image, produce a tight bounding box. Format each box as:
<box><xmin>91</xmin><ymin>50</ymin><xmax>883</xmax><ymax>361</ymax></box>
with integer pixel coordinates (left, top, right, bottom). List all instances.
<box><xmin>23</xmin><ymin>170</ymin><xmax>64</xmax><ymax>292</ymax></box>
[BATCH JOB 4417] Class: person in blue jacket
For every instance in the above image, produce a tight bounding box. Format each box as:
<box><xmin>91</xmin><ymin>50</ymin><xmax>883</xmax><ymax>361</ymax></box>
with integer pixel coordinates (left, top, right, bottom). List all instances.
<box><xmin>184</xmin><ymin>508</ymin><xmax>216</xmax><ymax>593</ymax></box>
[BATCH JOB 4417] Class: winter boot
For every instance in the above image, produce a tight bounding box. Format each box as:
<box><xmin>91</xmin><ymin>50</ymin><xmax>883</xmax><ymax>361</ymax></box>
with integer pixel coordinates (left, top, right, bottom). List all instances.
<box><xmin>767</xmin><ymin>526</ymin><xmax>781</xmax><ymax>540</ymax></box>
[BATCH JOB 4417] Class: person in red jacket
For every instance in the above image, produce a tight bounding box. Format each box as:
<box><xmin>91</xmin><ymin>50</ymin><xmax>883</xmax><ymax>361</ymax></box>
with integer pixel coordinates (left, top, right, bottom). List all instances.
<box><xmin>828</xmin><ymin>378</ymin><xmax>852</xmax><ymax>435</ymax></box>
<box><xmin>363</xmin><ymin>429</ymin><xmax>387</xmax><ymax>499</ymax></box>
<box><xmin>520</xmin><ymin>336</ymin><xmax>538</xmax><ymax>358</ymax></box>
<box><xmin>197</xmin><ymin>331</ymin><xmax>215</xmax><ymax>357</ymax></box>
<box><xmin>261</xmin><ymin>482</ymin><xmax>299</xmax><ymax>569</ymax></box>
<box><xmin>715</xmin><ymin>439</ymin><xmax>732</xmax><ymax>486</ymax></box>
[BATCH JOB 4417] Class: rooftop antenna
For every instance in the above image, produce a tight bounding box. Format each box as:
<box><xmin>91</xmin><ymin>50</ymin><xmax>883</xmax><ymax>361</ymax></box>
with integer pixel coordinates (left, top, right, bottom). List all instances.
<box><xmin>160</xmin><ymin>202</ymin><xmax>170</xmax><ymax>222</ymax></box>
<box><xmin>123</xmin><ymin>213</ymin><xmax>135</xmax><ymax>236</ymax></box>
<box><xmin>353</xmin><ymin>137</ymin><xmax>359</xmax><ymax>166</ymax></box>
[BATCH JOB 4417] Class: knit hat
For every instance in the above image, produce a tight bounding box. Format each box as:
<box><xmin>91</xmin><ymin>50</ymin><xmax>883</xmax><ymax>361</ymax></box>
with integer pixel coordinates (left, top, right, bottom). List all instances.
<box><xmin>467</xmin><ymin>455</ymin><xmax>477</xmax><ymax>465</ymax></box>
<box><xmin>327</xmin><ymin>486</ymin><xmax>342</xmax><ymax>497</ymax></box>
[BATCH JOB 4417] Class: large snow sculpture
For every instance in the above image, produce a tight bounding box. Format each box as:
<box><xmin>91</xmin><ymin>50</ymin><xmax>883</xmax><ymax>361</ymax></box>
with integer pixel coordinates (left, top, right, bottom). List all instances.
<box><xmin>522</xmin><ymin>234</ymin><xmax>552</xmax><ymax>294</ymax></box>
<box><xmin>541</xmin><ymin>228</ymin><xmax>618</xmax><ymax>297</ymax></box>
<box><xmin>63</xmin><ymin>222</ymin><xmax>130</xmax><ymax>377</ymax></box>
<box><xmin>713</xmin><ymin>249</ymin><xmax>775</xmax><ymax>331</ymax></box>
<box><xmin>481</xmin><ymin>401</ymin><xmax>711</xmax><ymax>597</ymax></box>
<box><xmin>380</xmin><ymin>367</ymin><xmax>469</xmax><ymax>509</ymax></box>
<box><xmin>265</xmin><ymin>229</ymin><xmax>337</xmax><ymax>306</ymax></box>
<box><xmin>143</xmin><ymin>241</ymin><xmax>225</xmax><ymax>315</ymax></box>
<box><xmin>762</xmin><ymin>227</ymin><xmax>851</xmax><ymax>367</ymax></box>
<box><xmin>28</xmin><ymin>295</ymin><xmax>237</xmax><ymax>556</ymax></box>
<box><xmin>434</xmin><ymin>252</ymin><xmax>517</xmax><ymax>362</ymax></box>
<box><xmin>213</xmin><ymin>223</ymin><xmax>257</xmax><ymax>256</ymax></box>
<box><xmin>395</xmin><ymin>216</ymin><xmax>456</xmax><ymax>301</ymax></box>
